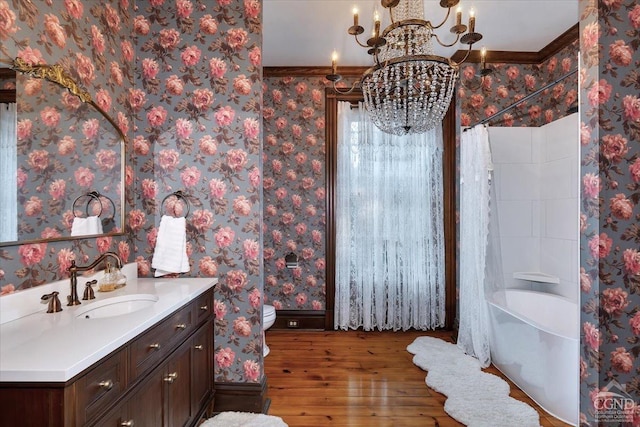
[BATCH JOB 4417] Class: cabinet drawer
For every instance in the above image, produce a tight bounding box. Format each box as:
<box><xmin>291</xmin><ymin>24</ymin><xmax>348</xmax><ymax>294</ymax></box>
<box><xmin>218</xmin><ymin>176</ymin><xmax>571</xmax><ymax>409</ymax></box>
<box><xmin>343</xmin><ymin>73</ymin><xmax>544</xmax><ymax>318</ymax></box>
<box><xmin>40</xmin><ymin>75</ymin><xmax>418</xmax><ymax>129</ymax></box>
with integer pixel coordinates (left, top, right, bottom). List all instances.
<box><xmin>77</xmin><ymin>348</ymin><xmax>127</xmax><ymax>423</ymax></box>
<box><xmin>194</xmin><ymin>289</ymin><xmax>213</xmax><ymax>326</ymax></box>
<box><xmin>130</xmin><ymin>303</ymin><xmax>194</xmax><ymax>378</ymax></box>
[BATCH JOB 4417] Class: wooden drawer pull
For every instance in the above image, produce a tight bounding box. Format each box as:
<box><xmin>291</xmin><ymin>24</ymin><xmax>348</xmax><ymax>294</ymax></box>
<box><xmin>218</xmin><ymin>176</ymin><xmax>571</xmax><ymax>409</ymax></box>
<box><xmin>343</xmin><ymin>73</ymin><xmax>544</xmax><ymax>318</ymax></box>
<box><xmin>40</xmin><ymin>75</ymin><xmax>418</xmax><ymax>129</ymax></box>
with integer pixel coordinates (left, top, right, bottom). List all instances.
<box><xmin>98</xmin><ymin>380</ymin><xmax>113</xmax><ymax>390</ymax></box>
<box><xmin>121</xmin><ymin>421</ymin><xmax>134</xmax><ymax>427</ymax></box>
<box><xmin>176</xmin><ymin>323</ymin><xmax>187</xmax><ymax>330</ymax></box>
<box><xmin>163</xmin><ymin>372</ymin><xmax>178</xmax><ymax>383</ymax></box>
<box><xmin>148</xmin><ymin>343</ymin><xmax>161</xmax><ymax>350</ymax></box>
<box><xmin>200</xmin><ymin>305</ymin><xmax>208</xmax><ymax>311</ymax></box>
<box><xmin>194</xmin><ymin>344</ymin><xmax>203</xmax><ymax>351</ymax></box>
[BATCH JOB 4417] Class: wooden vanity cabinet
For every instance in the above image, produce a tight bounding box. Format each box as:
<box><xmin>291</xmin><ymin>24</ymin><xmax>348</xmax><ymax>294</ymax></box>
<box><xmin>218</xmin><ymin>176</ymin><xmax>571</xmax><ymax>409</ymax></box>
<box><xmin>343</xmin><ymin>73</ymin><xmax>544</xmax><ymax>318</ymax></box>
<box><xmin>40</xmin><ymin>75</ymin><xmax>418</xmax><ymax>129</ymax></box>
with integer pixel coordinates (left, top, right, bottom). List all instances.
<box><xmin>0</xmin><ymin>287</ymin><xmax>215</xmax><ymax>427</ymax></box>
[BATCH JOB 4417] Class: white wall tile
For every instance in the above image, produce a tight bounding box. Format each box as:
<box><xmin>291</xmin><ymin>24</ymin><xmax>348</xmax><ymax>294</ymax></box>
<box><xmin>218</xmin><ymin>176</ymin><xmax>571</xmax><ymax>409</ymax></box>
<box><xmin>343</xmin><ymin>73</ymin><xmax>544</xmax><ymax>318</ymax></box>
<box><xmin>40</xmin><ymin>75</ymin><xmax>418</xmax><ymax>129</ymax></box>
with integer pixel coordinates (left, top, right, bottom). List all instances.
<box><xmin>540</xmin><ymin>238</ymin><xmax>575</xmax><ymax>284</ymax></box>
<box><xmin>544</xmin><ymin>198</ymin><xmax>579</xmax><ymax>240</ymax></box>
<box><xmin>488</xmin><ymin>127</ymin><xmax>533</xmax><ymax>164</ymax></box>
<box><xmin>532</xmin><ymin>127</ymin><xmax>543</xmax><ymax>164</ymax></box>
<box><xmin>497</xmin><ymin>200</ymin><xmax>533</xmax><ymax>237</ymax></box>
<box><xmin>500</xmin><ymin>236</ymin><xmax>540</xmax><ymax>279</ymax></box>
<box><xmin>499</xmin><ymin>163</ymin><xmax>540</xmax><ymax>201</ymax></box>
<box><xmin>543</xmin><ymin>114</ymin><xmax>578</xmax><ymax>162</ymax></box>
<box><xmin>541</xmin><ymin>157</ymin><xmax>574</xmax><ymax>200</ymax></box>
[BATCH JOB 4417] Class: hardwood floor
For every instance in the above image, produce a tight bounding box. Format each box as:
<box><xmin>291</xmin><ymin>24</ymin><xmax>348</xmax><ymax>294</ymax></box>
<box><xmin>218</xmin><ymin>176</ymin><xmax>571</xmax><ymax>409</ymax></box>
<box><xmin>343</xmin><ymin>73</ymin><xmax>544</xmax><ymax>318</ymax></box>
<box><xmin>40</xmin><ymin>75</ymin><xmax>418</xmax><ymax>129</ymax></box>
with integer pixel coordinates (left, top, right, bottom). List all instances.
<box><xmin>264</xmin><ymin>330</ymin><xmax>572</xmax><ymax>427</ymax></box>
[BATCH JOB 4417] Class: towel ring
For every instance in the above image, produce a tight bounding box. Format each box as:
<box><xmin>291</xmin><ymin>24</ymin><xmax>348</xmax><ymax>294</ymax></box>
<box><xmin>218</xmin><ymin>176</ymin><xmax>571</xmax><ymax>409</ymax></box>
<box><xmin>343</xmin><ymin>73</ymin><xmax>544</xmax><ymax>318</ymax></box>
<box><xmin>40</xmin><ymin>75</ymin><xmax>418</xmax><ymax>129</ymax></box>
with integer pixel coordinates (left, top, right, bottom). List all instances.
<box><xmin>72</xmin><ymin>191</ymin><xmax>102</xmax><ymax>218</ymax></box>
<box><xmin>161</xmin><ymin>190</ymin><xmax>190</xmax><ymax>218</ymax></box>
<box><xmin>72</xmin><ymin>191</ymin><xmax>116</xmax><ymax>220</ymax></box>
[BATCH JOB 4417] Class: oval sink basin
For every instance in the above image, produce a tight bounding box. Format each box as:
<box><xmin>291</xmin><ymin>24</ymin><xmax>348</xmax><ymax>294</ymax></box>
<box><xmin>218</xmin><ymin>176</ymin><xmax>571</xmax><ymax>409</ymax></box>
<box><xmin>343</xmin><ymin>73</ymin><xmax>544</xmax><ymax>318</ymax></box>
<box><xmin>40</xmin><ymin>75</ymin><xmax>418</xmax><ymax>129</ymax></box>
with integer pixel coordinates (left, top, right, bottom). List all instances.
<box><xmin>76</xmin><ymin>294</ymin><xmax>159</xmax><ymax>319</ymax></box>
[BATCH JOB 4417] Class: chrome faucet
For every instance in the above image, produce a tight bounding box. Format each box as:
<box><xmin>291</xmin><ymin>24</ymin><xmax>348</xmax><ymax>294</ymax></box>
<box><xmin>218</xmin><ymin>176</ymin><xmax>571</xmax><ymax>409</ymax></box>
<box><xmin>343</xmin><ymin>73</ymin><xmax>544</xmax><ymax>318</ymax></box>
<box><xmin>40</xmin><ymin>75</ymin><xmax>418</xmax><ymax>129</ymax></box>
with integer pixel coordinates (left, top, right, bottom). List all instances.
<box><xmin>67</xmin><ymin>251</ymin><xmax>122</xmax><ymax>306</ymax></box>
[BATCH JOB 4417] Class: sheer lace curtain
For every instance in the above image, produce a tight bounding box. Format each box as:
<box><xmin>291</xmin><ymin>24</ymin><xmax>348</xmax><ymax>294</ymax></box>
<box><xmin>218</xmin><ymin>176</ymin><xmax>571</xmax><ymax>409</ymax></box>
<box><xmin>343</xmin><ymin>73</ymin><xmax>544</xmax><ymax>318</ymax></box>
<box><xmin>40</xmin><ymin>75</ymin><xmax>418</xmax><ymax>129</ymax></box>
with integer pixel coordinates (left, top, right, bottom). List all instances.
<box><xmin>0</xmin><ymin>103</ymin><xmax>17</xmax><ymax>242</ymax></box>
<box><xmin>334</xmin><ymin>101</ymin><xmax>445</xmax><ymax>331</ymax></box>
<box><xmin>457</xmin><ymin>124</ymin><xmax>493</xmax><ymax>367</ymax></box>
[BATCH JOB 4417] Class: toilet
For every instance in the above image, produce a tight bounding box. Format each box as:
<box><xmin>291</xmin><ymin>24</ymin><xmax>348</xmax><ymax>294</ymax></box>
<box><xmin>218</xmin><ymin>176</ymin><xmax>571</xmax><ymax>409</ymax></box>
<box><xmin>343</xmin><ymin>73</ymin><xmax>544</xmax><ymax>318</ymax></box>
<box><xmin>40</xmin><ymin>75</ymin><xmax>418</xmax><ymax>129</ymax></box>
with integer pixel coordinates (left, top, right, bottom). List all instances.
<box><xmin>262</xmin><ymin>304</ymin><xmax>276</xmax><ymax>357</ymax></box>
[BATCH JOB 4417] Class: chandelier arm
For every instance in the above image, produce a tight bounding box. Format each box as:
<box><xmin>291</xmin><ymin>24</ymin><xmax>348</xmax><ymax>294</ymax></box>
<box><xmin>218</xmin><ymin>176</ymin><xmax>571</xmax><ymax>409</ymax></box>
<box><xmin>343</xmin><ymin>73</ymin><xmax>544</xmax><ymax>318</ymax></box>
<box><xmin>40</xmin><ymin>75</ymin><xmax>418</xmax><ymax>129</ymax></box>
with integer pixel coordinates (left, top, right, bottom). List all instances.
<box><xmin>457</xmin><ymin>45</ymin><xmax>474</xmax><ymax>64</ymax></box>
<box><xmin>331</xmin><ymin>80</ymin><xmax>360</xmax><ymax>95</ymax></box>
<box><xmin>353</xmin><ymin>34</ymin><xmax>370</xmax><ymax>48</ymax></box>
<box><xmin>430</xmin><ymin>8</ymin><xmax>452</xmax><ymax>30</ymax></box>
<box><xmin>431</xmin><ymin>32</ymin><xmax>461</xmax><ymax>48</ymax></box>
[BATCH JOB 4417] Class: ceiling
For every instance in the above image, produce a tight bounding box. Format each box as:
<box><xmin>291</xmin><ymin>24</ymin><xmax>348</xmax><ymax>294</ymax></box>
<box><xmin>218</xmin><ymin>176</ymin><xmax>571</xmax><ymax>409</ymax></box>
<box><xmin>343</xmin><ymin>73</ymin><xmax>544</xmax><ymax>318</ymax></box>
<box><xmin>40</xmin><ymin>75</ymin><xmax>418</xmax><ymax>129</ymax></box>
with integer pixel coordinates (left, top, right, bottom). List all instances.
<box><xmin>263</xmin><ymin>0</ymin><xmax>578</xmax><ymax>67</ymax></box>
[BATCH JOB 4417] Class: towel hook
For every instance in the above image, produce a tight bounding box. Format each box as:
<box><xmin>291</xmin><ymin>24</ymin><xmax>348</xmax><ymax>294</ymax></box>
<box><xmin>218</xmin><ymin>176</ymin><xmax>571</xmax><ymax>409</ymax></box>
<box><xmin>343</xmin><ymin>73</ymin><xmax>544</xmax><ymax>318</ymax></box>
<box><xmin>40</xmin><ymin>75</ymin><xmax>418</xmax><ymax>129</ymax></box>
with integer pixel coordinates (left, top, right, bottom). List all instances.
<box><xmin>161</xmin><ymin>190</ymin><xmax>190</xmax><ymax>218</ymax></box>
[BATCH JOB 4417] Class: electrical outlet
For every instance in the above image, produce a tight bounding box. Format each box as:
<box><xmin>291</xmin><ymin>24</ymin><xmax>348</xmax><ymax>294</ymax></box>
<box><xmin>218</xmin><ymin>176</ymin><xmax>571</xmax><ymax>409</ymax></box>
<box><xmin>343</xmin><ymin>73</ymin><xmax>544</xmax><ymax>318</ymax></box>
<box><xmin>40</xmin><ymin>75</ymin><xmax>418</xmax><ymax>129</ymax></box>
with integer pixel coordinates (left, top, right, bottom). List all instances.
<box><xmin>287</xmin><ymin>319</ymin><xmax>299</xmax><ymax>328</ymax></box>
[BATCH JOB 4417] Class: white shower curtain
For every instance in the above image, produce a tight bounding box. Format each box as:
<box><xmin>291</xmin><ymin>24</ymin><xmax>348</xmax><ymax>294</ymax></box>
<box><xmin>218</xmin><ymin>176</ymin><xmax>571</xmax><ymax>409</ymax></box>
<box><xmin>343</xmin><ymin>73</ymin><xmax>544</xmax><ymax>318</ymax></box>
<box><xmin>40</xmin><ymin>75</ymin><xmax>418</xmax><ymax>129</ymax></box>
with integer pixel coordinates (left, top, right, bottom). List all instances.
<box><xmin>457</xmin><ymin>125</ymin><xmax>493</xmax><ymax>367</ymax></box>
<box><xmin>334</xmin><ymin>101</ymin><xmax>445</xmax><ymax>331</ymax></box>
<box><xmin>0</xmin><ymin>103</ymin><xmax>17</xmax><ymax>242</ymax></box>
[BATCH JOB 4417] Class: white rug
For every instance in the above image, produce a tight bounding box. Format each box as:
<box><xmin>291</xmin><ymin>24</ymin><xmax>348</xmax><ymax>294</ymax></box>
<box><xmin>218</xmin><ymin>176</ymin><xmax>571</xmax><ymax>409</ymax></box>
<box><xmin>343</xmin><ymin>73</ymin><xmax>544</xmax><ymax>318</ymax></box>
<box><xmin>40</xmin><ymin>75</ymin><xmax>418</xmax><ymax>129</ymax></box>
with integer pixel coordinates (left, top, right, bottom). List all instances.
<box><xmin>201</xmin><ymin>411</ymin><xmax>288</xmax><ymax>427</ymax></box>
<box><xmin>407</xmin><ymin>337</ymin><xmax>541</xmax><ymax>427</ymax></box>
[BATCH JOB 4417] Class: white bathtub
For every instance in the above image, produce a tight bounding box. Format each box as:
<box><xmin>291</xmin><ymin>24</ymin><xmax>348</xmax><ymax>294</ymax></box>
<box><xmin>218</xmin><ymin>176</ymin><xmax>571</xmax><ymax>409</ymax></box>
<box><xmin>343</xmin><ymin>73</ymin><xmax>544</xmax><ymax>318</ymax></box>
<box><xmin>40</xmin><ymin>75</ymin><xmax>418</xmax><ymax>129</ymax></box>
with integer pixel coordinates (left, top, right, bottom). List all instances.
<box><xmin>487</xmin><ymin>289</ymin><xmax>579</xmax><ymax>426</ymax></box>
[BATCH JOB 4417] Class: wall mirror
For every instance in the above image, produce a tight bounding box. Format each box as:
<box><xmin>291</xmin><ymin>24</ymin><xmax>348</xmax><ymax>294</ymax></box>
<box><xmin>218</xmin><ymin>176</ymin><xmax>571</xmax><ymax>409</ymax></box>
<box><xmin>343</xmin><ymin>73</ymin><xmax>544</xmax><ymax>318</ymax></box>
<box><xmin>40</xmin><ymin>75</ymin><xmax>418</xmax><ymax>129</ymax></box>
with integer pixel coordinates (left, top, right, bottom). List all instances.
<box><xmin>0</xmin><ymin>58</ymin><xmax>125</xmax><ymax>247</ymax></box>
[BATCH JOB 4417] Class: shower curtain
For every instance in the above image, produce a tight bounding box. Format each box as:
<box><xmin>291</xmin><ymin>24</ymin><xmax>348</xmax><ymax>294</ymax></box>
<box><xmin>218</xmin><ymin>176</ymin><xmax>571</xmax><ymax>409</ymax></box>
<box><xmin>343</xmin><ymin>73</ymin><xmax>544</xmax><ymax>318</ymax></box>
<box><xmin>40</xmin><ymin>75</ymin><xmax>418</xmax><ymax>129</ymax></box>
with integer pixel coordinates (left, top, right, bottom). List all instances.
<box><xmin>458</xmin><ymin>125</ymin><xmax>493</xmax><ymax>367</ymax></box>
<box><xmin>0</xmin><ymin>102</ymin><xmax>17</xmax><ymax>242</ymax></box>
<box><xmin>334</xmin><ymin>101</ymin><xmax>445</xmax><ymax>331</ymax></box>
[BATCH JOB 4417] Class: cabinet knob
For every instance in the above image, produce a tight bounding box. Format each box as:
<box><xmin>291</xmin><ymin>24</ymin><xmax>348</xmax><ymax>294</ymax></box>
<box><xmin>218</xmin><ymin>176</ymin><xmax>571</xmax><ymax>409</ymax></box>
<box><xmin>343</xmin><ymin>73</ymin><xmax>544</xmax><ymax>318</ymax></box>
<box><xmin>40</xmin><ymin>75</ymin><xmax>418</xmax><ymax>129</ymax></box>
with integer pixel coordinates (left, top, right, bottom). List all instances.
<box><xmin>98</xmin><ymin>380</ymin><xmax>113</xmax><ymax>390</ymax></box>
<box><xmin>176</xmin><ymin>323</ymin><xmax>187</xmax><ymax>330</ymax></box>
<box><xmin>164</xmin><ymin>372</ymin><xmax>178</xmax><ymax>383</ymax></box>
<box><xmin>121</xmin><ymin>421</ymin><xmax>134</xmax><ymax>427</ymax></box>
<box><xmin>148</xmin><ymin>343</ymin><xmax>161</xmax><ymax>350</ymax></box>
<box><xmin>200</xmin><ymin>305</ymin><xmax>208</xmax><ymax>311</ymax></box>
<box><xmin>194</xmin><ymin>344</ymin><xmax>203</xmax><ymax>351</ymax></box>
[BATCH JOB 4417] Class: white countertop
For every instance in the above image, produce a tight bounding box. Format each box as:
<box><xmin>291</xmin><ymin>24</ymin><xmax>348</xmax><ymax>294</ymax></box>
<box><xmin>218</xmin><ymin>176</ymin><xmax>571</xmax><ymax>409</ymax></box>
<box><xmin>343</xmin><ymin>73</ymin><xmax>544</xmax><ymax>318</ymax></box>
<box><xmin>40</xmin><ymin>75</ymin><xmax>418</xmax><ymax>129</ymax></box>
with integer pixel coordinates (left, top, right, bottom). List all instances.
<box><xmin>0</xmin><ymin>263</ymin><xmax>217</xmax><ymax>383</ymax></box>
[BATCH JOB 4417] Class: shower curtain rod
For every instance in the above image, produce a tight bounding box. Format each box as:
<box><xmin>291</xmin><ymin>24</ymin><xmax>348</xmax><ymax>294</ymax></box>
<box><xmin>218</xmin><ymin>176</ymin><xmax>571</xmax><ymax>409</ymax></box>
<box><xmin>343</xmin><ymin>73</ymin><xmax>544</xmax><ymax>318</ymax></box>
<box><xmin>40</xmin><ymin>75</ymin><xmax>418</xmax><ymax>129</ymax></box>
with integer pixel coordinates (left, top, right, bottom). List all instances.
<box><xmin>464</xmin><ymin>67</ymin><xmax>578</xmax><ymax>131</ymax></box>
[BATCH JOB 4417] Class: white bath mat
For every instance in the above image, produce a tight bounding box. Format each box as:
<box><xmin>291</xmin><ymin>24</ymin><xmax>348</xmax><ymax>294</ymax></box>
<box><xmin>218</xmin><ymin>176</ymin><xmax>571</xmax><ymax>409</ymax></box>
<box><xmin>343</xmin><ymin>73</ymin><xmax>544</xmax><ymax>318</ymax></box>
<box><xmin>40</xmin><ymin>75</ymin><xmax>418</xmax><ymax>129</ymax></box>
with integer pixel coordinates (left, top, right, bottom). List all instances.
<box><xmin>407</xmin><ymin>337</ymin><xmax>541</xmax><ymax>427</ymax></box>
<box><xmin>201</xmin><ymin>411</ymin><xmax>288</xmax><ymax>427</ymax></box>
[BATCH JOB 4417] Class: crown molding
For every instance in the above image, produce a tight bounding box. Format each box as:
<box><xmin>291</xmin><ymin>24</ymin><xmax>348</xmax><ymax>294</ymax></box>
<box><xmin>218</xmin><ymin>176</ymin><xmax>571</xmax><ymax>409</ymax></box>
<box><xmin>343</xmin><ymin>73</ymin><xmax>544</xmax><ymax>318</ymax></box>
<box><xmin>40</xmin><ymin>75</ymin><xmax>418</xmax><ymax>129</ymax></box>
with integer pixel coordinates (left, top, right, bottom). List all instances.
<box><xmin>264</xmin><ymin>24</ymin><xmax>579</xmax><ymax>77</ymax></box>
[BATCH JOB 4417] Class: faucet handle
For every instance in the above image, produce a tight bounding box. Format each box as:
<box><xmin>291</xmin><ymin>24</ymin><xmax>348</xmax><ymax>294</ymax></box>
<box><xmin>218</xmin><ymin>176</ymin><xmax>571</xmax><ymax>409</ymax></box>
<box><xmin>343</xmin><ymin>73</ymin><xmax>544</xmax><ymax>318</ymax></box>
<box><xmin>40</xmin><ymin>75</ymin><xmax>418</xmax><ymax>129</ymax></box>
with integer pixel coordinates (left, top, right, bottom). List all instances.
<box><xmin>82</xmin><ymin>280</ymin><xmax>97</xmax><ymax>300</ymax></box>
<box><xmin>41</xmin><ymin>291</ymin><xmax>62</xmax><ymax>313</ymax></box>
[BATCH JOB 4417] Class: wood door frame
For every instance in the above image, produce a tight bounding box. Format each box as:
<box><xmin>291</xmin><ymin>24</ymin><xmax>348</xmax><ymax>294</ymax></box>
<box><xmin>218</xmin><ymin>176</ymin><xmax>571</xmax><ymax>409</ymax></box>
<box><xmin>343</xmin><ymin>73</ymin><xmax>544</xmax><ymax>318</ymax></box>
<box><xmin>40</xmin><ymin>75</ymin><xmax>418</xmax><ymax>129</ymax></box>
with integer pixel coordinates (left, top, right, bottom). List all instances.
<box><xmin>324</xmin><ymin>89</ymin><xmax>457</xmax><ymax>330</ymax></box>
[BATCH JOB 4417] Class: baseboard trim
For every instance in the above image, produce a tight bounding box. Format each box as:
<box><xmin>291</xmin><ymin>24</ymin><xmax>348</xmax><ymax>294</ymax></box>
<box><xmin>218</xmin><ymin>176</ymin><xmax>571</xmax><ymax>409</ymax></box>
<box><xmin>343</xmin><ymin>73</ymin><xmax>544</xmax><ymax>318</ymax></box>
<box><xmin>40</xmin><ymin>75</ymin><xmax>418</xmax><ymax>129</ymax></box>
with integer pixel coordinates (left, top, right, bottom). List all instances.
<box><xmin>271</xmin><ymin>310</ymin><xmax>325</xmax><ymax>330</ymax></box>
<box><xmin>213</xmin><ymin>376</ymin><xmax>270</xmax><ymax>414</ymax></box>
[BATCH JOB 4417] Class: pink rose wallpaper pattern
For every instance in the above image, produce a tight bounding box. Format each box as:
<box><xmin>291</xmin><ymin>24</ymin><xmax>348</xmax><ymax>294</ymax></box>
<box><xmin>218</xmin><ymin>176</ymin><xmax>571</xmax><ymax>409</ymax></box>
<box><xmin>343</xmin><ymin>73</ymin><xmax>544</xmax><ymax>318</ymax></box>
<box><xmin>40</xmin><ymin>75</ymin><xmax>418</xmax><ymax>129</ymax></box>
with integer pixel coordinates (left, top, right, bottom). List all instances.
<box><xmin>1</xmin><ymin>0</ymin><xmax>265</xmax><ymax>385</ymax></box>
<box><xmin>1</xmin><ymin>0</ymin><xmax>640</xmax><ymax>415</ymax></box>
<box><xmin>15</xmin><ymin>74</ymin><xmax>122</xmax><ymax>243</ymax></box>
<box><xmin>0</xmin><ymin>0</ymin><xmax>133</xmax><ymax>293</ymax></box>
<box><xmin>459</xmin><ymin>40</ymin><xmax>579</xmax><ymax>128</ymax></box>
<box><xmin>578</xmin><ymin>0</ymin><xmax>640</xmax><ymax>424</ymax></box>
<box><xmin>131</xmin><ymin>0</ymin><xmax>264</xmax><ymax>385</ymax></box>
<box><xmin>262</xmin><ymin>76</ymin><xmax>330</xmax><ymax>311</ymax></box>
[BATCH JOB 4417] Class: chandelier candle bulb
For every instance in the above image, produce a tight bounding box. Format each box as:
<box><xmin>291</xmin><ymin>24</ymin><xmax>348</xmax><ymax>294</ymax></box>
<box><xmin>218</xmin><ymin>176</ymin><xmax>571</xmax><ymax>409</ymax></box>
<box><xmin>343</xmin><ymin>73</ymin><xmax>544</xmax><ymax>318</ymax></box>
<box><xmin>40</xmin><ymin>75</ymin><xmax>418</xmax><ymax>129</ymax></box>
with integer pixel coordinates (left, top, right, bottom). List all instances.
<box><xmin>331</xmin><ymin>51</ymin><xmax>338</xmax><ymax>74</ymax></box>
<box><xmin>455</xmin><ymin>6</ymin><xmax>462</xmax><ymax>26</ymax></box>
<box><xmin>469</xmin><ymin>8</ymin><xmax>476</xmax><ymax>33</ymax></box>
<box><xmin>353</xmin><ymin>7</ymin><xmax>359</xmax><ymax>26</ymax></box>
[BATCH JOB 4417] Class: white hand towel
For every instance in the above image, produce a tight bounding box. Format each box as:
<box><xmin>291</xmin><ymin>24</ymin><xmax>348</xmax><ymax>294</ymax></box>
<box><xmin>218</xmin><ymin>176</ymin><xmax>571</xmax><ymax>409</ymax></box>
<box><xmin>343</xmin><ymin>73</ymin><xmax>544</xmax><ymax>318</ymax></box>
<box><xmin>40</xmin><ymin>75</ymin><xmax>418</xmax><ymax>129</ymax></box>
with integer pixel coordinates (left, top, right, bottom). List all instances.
<box><xmin>152</xmin><ymin>215</ymin><xmax>190</xmax><ymax>277</ymax></box>
<box><xmin>71</xmin><ymin>216</ymin><xmax>104</xmax><ymax>236</ymax></box>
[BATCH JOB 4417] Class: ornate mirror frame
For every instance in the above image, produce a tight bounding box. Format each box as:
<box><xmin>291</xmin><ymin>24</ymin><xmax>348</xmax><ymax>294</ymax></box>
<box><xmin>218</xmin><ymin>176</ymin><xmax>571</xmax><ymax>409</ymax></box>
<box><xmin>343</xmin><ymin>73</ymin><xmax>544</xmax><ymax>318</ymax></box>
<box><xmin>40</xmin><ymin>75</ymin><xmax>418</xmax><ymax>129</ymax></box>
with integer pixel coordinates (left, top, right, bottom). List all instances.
<box><xmin>0</xmin><ymin>58</ymin><xmax>126</xmax><ymax>247</ymax></box>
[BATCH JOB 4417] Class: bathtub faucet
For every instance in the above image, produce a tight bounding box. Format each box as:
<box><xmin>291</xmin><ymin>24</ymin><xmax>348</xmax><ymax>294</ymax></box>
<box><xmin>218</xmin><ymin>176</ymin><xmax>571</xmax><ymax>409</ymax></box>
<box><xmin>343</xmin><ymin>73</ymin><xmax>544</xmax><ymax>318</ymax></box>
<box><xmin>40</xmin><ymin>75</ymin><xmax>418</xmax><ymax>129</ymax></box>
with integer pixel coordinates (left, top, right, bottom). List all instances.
<box><xmin>67</xmin><ymin>251</ymin><xmax>122</xmax><ymax>306</ymax></box>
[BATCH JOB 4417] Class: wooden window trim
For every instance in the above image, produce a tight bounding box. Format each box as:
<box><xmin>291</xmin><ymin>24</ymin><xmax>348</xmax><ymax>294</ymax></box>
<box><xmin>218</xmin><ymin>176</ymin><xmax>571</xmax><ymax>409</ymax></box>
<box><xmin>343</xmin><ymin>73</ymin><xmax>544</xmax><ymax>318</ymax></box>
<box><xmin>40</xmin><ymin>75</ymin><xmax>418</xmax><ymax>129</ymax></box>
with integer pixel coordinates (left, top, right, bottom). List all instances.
<box><xmin>324</xmin><ymin>89</ymin><xmax>457</xmax><ymax>330</ymax></box>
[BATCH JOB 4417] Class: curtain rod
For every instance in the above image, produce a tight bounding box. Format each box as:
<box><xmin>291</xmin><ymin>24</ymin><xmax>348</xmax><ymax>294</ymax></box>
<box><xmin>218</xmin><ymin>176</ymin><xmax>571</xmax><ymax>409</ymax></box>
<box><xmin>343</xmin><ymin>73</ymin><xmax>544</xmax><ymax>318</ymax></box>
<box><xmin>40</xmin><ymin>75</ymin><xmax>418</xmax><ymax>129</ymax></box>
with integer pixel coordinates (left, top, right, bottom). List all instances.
<box><xmin>464</xmin><ymin>67</ymin><xmax>578</xmax><ymax>131</ymax></box>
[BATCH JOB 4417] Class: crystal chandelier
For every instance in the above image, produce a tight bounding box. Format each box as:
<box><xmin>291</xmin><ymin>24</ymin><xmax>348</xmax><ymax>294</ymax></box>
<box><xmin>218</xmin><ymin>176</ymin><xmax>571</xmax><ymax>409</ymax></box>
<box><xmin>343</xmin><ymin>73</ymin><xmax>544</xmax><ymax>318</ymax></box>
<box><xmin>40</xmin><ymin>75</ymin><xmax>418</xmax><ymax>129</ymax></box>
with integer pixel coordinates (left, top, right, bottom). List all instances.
<box><xmin>327</xmin><ymin>0</ymin><xmax>483</xmax><ymax>135</ymax></box>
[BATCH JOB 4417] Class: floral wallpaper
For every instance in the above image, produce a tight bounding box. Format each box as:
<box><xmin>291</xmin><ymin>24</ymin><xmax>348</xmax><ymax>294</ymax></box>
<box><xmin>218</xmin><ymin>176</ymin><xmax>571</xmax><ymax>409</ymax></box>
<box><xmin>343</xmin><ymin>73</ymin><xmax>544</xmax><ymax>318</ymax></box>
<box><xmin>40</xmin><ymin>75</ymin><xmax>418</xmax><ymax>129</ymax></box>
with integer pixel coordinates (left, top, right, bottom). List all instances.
<box><xmin>131</xmin><ymin>0</ymin><xmax>264</xmax><ymax>385</ymax></box>
<box><xmin>262</xmin><ymin>76</ymin><xmax>329</xmax><ymax>310</ymax></box>
<box><xmin>2</xmin><ymin>0</ymin><xmax>639</xmax><ymax>416</ymax></box>
<box><xmin>15</xmin><ymin>73</ymin><xmax>122</xmax><ymax>242</ymax></box>
<box><xmin>0</xmin><ymin>0</ymin><xmax>133</xmax><ymax>292</ymax></box>
<box><xmin>1</xmin><ymin>0</ymin><xmax>264</xmax><ymax>386</ymax></box>
<box><xmin>578</xmin><ymin>0</ymin><xmax>640</xmax><ymax>425</ymax></box>
<box><xmin>458</xmin><ymin>41</ymin><xmax>579</xmax><ymax>128</ymax></box>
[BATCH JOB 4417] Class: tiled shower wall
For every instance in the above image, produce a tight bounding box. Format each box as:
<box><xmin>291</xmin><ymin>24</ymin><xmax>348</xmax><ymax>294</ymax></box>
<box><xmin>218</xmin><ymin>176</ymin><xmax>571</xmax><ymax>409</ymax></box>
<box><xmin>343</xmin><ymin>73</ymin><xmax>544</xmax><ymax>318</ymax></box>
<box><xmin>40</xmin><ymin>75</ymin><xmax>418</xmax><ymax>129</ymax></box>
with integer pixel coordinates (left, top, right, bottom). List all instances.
<box><xmin>489</xmin><ymin>113</ymin><xmax>578</xmax><ymax>303</ymax></box>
